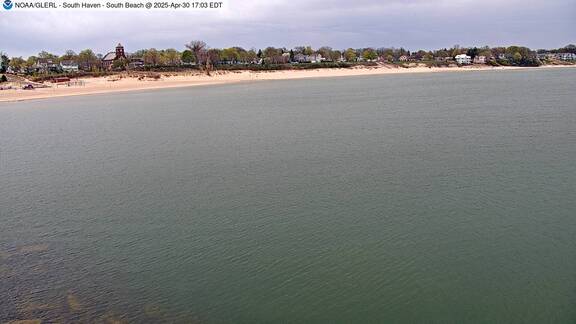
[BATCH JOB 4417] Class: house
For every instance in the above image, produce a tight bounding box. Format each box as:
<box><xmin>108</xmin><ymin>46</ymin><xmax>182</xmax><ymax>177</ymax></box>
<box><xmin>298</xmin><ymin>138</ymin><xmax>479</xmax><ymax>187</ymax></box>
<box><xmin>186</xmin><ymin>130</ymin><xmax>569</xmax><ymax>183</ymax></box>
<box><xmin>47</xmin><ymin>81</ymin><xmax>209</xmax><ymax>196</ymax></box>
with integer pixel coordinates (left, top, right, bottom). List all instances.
<box><xmin>293</xmin><ymin>53</ymin><xmax>306</xmax><ymax>63</ymax></box>
<box><xmin>309</xmin><ymin>53</ymin><xmax>324</xmax><ymax>63</ymax></box>
<box><xmin>435</xmin><ymin>56</ymin><xmax>452</xmax><ymax>62</ymax></box>
<box><xmin>293</xmin><ymin>53</ymin><xmax>324</xmax><ymax>63</ymax></box>
<box><xmin>473</xmin><ymin>55</ymin><xmax>486</xmax><ymax>64</ymax></box>
<box><xmin>557</xmin><ymin>53</ymin><xmax>576</xmax><ymax>61</ymax></box>
<box><xmin>102</xmin><ymin>43</ymin><xmax>127</xmax><ymax>69</ymax></box>
<box><xmin>60</xmin><ymin>60</ymin><xmax>79</xmax><ymax>72</ymax></box>
<box><xmin>455</xmin><ymin>54</ymin><xmax>472</xmax><ymax>64</ymax></box>
<box><xmin>36</xmin><ymin>58</ymin><xmax>59</xmax><ymax>73</ymax></box>
<box><xmin>128</xmin><ymin>57</ymin><xmax>144</xmax><ymax>69</ymax></box>
<box><xmin>398</xmin><ymin>55</ymin><xmax>408</xmax><ymax>62</ymax></box>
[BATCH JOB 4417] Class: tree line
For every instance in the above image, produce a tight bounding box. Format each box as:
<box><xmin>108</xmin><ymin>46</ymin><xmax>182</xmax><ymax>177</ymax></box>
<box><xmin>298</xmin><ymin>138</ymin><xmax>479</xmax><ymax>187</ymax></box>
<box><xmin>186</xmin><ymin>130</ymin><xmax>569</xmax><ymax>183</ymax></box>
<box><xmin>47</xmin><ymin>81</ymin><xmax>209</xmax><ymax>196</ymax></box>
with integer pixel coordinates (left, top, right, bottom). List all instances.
<box><xmin>2</xmin><ymin>43</ymin><xmax>575</xmax><ymax>75</ymax></box>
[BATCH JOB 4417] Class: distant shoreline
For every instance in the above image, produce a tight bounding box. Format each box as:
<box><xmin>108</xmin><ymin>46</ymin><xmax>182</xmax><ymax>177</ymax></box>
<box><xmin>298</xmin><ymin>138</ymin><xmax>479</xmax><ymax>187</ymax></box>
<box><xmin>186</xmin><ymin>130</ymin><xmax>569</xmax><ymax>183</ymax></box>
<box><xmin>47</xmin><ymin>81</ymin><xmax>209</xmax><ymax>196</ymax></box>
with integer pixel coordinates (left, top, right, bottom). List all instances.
<box><xmin>1</xmin><ymin>64</ymin><xmax>574</xmax><ymax>103</ymax></box>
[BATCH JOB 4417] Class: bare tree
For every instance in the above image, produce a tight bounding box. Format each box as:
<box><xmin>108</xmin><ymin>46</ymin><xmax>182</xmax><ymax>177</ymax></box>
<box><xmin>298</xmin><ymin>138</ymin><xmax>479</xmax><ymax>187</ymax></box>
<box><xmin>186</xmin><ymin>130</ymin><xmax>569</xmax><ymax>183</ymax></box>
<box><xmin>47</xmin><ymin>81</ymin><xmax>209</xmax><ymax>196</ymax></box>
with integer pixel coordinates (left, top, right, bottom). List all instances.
<box><xmin>185</xmin><ymin>40</ymin><xmax>207</xmax><ymax>64</ymax></box>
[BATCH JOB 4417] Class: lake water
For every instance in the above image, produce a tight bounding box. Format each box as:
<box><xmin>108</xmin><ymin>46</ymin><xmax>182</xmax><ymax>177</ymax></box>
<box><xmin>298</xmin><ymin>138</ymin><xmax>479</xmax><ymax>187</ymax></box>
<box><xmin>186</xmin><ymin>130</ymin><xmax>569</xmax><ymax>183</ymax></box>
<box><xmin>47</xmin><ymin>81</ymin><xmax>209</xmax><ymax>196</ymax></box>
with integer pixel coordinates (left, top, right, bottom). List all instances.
<box><xmin>1</xmin><ymin>68</ymin><xmax>575</xmax><ymax>323</ymax></box>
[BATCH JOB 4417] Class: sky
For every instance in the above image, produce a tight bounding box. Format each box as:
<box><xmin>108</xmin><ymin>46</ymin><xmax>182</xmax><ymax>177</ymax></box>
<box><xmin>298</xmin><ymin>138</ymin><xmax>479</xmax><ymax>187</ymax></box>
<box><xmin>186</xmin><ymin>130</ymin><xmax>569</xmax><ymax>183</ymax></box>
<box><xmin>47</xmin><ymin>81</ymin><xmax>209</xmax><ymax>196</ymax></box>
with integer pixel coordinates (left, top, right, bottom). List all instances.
<box><xmin>0</xmin><ymin>0</ymin><xmax>575</xmax><ymax>57</ymax></box>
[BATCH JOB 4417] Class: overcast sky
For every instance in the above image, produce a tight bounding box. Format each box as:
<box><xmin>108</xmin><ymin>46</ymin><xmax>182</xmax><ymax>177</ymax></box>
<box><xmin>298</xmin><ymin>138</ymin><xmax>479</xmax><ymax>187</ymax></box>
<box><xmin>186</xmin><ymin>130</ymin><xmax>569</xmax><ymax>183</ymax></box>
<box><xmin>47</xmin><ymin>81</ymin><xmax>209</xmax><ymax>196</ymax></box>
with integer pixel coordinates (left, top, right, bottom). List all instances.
<box><xmin>1</xmin><ymin>0</ymin><xmax>574</xmax><ymax>57</ymax></box>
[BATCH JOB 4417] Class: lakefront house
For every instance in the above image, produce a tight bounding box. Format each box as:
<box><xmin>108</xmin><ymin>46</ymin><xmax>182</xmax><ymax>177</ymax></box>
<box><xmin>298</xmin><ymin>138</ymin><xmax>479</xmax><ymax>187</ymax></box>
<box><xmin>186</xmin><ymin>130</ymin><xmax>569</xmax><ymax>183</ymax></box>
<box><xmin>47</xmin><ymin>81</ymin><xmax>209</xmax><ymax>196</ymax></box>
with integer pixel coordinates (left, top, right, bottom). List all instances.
<box><xmin>473</xmin><ymin>55</ymin><xmax>486</xmax><ymax>64</ymax></box>
<box><xmin>60</xmin><ymin>60</ymin><xmax>79</xmax><ymax>72</ymax></box>
<box><xmin>455</xmin><ymin>54</ymin><xmax>472</xmax><ymax>64</ymax></box>
<box><xmin>102</xmin><ymin>43</ymin><xmax>127</xmax><ymax>69</ymax></box>
<box><xmin>35</xmin><ymin>58</ymin><xmax>59</xmax><ymax>73</ymax></box>
<box><xmin>557</xmin><ymin>53</ymin><xmax>576</xmax><ymax>60</ymax></box>
<box><xmin>293</xmin><ymin>53</ymin><xmax>324</xmax><ymax>63</ymax></box>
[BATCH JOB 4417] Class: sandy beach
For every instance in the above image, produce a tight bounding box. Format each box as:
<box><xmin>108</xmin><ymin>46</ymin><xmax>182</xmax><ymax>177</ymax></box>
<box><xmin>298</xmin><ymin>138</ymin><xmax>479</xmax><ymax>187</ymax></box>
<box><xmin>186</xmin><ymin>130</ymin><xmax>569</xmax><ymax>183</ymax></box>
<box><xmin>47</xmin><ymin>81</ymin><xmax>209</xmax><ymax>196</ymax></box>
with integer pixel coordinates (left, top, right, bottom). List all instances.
<box><xmin>0</xmin><ymin>64</ymin><xmax>573</xmax><ymax>103</ymax></box>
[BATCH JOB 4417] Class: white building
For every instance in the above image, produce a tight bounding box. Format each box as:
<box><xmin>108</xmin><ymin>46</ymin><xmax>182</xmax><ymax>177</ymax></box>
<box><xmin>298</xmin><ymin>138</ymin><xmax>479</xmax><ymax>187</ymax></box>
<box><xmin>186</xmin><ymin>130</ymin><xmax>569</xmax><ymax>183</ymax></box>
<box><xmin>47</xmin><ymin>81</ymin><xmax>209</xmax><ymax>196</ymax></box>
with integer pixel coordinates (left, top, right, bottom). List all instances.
<box><xmin>293</xmin><ymin>53</ymin><xmax>324</xmax><ymax>63</ymax></box>
<box><xmin>557</xmin><ymin>53</ymin><xmax>576</xmax><ymax>61</ymax></box>
<box><xmin>60</xmin><ymin>60</ymin><xmax>79</xmax><ymax>72</ymax></box>
<box><xmin>473</xmin><ymin>56</ymin><xmax>486</xmax><ymax>64</ymax></box>
<box><xmin>455</xmin><ymin>54</ymin><xmax>472</xmax><ymax>64</ymax></box>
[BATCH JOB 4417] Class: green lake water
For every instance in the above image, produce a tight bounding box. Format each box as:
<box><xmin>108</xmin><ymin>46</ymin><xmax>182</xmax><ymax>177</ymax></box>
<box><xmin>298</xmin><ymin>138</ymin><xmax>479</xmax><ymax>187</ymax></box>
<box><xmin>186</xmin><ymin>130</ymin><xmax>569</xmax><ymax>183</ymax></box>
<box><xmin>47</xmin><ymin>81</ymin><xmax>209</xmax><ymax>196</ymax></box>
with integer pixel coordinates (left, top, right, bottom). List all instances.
<box><xmin>1</xmin><ymin>68</ymin><xmax>575</xmax><ymax>323</ymax></box>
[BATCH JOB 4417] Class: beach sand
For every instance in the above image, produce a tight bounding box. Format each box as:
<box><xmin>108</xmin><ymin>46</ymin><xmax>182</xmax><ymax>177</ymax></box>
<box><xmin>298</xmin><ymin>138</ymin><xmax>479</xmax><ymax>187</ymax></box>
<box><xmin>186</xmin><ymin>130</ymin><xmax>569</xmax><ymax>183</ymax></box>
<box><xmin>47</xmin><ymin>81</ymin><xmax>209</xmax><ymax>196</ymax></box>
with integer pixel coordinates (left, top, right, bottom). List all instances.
<box><xmin>0</xmin><ymin>64</ymin><xmax>573</xmax><ymax>103</ymax></box>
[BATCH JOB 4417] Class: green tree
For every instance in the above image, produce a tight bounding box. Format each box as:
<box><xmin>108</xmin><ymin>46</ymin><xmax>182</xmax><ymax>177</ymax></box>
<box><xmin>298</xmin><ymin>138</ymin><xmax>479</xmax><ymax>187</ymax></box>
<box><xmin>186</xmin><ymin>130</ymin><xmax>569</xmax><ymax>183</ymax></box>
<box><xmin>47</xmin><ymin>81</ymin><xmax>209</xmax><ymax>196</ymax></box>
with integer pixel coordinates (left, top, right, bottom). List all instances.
<box><xmin>317</xmin><ymin>46</ymin><xmax>333</xmax><ymax>61</ymax></box>
<box><xmin>0</xmin><ymin>53</ymin><xmax>9</xmax><ymax>73</ymax></box>
<box><xmin>112</xmin><ymin>58</ymin><xmax>127</xmax><ymax>70</ymax></box>
<box><xmin>331</xmin><ymin>50</ymin><xmax>342</xmax><ymax>62</ymax></box>
<box><xmin>25</xmin><ymin>56</ymin><xmax>38</xmax><ymax>71</ymax></box>
<box><xmin>143</xmin><ymin>48</ymin><xmax>161</xmax><ymax>66</ymax></box>
<box><xmin>245</xmin><ymin>49</ymin><xmax>258</xmax><ymax>63</ymax></box>
<box><xmin>466</xmin><ymin>47</ymin><xmax>479</xmax><ymax>58</ymax></box>
<box><xmin>77</xmin><ymin>49</ymin><xmax>99</xmax><ymax>71</ymax></box>
<box><xmin>221</xmin><ymin>47</ymin><xmax>240</xmax><ymax>63</ymax></box>
<box><xmin>181</xmin><ymin>50</ymin><xmax>194</xmax><ymax>64</ymax></box>
<box><xmin>9</xmin><ymin>56</ymin><xmax>25</xmax><ymax>72</ymax></box>
<box><xmin>162</xmin><ymin>48</ymin><xmax>181</xmax><ymax>65</ymax></box>
<box><xmin>344</xmin><ymin>48</ymin><xmax>357</xmax><ymax>62</ymax></box>
<box><xmin>61</xmin><ymin>50</ymin><xmax>78</xmax><ymax>61</ymax></box>
<box><xmin>38</xmin><ymin>51</ymin><xmax>59</xmax><ymax>63</ymax></box>
<box><xmin>362</xmin><ymin>48</ymin><xmax>378</xmax><ymax>61</ymax></box>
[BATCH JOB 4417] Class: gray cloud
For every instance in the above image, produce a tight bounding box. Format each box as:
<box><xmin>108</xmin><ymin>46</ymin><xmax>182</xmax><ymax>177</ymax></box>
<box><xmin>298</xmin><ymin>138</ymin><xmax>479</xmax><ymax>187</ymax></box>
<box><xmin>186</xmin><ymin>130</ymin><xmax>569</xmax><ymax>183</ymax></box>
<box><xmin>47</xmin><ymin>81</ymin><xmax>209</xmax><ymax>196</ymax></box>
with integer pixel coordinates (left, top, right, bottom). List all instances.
<box><xmin>1</xmin><ymin>0</ymin><xmax>574</xmax><ymax>57</ymax></box>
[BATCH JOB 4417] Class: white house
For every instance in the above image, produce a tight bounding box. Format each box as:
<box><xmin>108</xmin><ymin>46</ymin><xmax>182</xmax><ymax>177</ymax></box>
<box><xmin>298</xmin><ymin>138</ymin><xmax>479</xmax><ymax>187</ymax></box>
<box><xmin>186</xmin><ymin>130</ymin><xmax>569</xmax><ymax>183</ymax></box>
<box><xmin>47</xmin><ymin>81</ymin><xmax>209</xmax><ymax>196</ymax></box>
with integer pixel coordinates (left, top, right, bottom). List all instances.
<box><xmin>60</xmin><ymin>60</ymin><xmax>79</xmax><ymax>72</ymax></box>
<box><xmin>455</xmin><ymin>54</ymin><xmax>472</xmax><ymax>64</ymax></box>
<box><xmin>557</xmin><ymin>53</ymin><xmax>576</xmax><ymax>61</ymax></box>
<box><xmin>473</xmin><ymin>55</ymin><xmax>486</xmax><ymax>64</ymax></box>
<box><xmin>293</xmin><ymin>53</ymin><xmax>324</xmax><ymax>63</ymax></box>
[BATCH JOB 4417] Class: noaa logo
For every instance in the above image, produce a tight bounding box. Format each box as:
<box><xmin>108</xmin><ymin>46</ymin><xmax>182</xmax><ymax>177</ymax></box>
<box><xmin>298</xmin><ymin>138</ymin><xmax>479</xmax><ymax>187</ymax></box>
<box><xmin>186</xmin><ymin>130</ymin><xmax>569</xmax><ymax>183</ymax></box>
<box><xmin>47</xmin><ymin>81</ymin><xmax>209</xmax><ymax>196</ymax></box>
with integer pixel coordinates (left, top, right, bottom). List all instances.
<box><xmin>3</xmin><ymin>0</ymin><xmax>13</xmax><ymax>10</ymax></box>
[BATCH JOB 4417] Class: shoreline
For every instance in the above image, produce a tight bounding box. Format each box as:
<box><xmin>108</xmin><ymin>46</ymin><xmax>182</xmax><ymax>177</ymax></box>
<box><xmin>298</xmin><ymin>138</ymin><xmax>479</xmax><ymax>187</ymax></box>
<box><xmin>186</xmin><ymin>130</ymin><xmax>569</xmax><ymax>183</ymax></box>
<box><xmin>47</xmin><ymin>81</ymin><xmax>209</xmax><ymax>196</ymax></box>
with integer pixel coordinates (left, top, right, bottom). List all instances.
<box><xmin>1</xmin><ymin>64</ymin><xmax>574</xmax><ymax>103</ymax></box>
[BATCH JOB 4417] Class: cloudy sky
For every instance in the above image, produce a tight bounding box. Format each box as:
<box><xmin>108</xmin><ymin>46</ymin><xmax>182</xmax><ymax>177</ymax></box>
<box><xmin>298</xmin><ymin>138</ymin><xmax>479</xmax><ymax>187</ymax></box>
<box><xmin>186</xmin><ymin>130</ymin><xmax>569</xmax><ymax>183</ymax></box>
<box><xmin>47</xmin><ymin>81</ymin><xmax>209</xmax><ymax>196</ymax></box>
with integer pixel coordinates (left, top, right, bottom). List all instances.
<box><xmin>1</xmin><ymin>0</ymin><xmax>574</xmax><ymax>57</ymax></box>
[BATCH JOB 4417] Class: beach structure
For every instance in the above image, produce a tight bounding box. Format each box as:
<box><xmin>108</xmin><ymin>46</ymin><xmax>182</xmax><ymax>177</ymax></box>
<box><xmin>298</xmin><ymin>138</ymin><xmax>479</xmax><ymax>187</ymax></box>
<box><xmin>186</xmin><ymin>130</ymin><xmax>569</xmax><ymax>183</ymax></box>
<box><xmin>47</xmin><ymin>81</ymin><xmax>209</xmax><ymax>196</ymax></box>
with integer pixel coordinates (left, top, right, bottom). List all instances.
<box><xmin>398</xmin><ymin>55</ymin><xmax>408</xmax><ymax>62</ymax></box>
<box><xmin>455</xmin><ymin>54</ymin><xmax>472</xmax><ymax>64</ymax></box>
<box><xmin>102</xmin><ymin>43</ymin><xmax>128</xmax><ymax>70</ymax></box>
